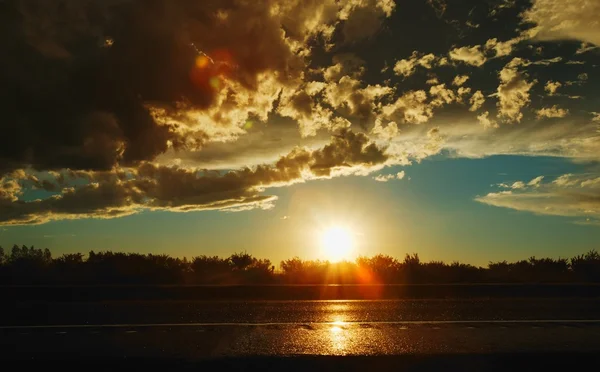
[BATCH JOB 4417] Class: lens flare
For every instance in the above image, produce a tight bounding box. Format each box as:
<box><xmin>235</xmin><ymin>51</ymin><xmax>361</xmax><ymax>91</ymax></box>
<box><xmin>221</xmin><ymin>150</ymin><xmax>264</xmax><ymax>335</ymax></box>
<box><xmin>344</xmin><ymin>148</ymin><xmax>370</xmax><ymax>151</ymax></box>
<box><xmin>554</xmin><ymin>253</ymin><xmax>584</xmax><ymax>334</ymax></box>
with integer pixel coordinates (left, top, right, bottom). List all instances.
<box><xmin>209</xmin><ymin>76</ymin><xmax>221</xmax><ymax>90</ymax></box>
<box><xmin>196</xmin><ymin>55</ymin><xmax>210</xmax><ymax>69</ymax></box>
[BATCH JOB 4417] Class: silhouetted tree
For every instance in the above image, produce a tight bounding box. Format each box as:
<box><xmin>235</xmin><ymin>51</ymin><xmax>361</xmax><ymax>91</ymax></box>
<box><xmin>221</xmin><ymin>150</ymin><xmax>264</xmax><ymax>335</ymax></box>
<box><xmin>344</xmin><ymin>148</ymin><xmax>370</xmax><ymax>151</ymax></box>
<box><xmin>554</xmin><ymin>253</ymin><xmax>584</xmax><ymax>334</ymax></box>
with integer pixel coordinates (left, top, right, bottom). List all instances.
<box><xmin>528</xmin><ymin>257</ymin><xmax>569</xmax><ymax>282</ymax></box>
<box><xmin>190</xmin><ymin>255</ymin><xmax>231</xmax><ymax>284</ymax></box>
<box><xmin>1</xmin><ymin>244</ymin><xmax>599</xmax><ymax>285</ymax></box>
<box><xmin>0</xmin><ymin>246</ymin><xmax>5</xmax><ymax>282</ymax></box>
<box><xmin>488</xmin><ymin>261</ymin><xmax>511</xmax><ymax>282</ymax></box>
<box><xmin>571</xmin><ymin>250</ymin><xmax>600</xmax><ymax>282</ymax></box>
<box><xmin>6</xmin><ymin>245</ymin><xmax>52</xmax><ymax>284</ymax></box>
<box><xmin>356</xmin><ymin>255</ymin><xmax>399</xmax><ymax>283</ymax></box>
<box><xmin>230</xmin><ymin>252</ymin><xmax>254</xmax><ymax>271</ymax></box>
<box><xmin>402</xmin><ymin>253</ymin><xmax>422</xmax><ymax>283</ymax></box>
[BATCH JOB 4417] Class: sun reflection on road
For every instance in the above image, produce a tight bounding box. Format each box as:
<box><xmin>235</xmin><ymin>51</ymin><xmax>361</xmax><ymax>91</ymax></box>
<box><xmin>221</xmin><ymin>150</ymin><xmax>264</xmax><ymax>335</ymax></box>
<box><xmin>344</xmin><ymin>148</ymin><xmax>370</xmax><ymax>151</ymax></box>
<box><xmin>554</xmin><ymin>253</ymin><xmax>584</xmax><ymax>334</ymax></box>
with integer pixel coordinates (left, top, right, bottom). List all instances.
<box><xmin>329</xmin><ymin>317</ymin><xmax>349</xmax><ymax>353</ymax></box>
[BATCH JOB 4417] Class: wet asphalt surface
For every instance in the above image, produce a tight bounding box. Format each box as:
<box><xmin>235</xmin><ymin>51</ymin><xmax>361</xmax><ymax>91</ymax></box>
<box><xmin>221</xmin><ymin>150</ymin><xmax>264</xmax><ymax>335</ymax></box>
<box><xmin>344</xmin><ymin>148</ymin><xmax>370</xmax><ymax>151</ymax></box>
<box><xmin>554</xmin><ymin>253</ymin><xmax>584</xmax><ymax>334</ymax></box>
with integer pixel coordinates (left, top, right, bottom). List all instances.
<box><xmin>3</xmin><ymin>298</ymin><xmax>600</xmax><ymax>325</ymax></box>
<box><xmin>2</xmin><ymin>299</ymin><xmax>600</xmax><ymax>359</ymax></box>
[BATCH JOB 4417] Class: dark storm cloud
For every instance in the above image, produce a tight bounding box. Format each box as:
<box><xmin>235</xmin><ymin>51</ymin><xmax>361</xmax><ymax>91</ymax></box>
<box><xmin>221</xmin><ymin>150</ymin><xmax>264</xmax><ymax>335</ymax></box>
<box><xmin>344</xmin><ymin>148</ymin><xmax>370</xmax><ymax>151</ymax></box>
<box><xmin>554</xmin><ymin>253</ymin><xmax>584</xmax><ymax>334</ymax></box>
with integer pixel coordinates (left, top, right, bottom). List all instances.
<box><xmin>0</xmin><ymin>0</ymin><xmax>339</xmax><ymax>175</ymax></box>
<box><xmin>1</xmin><ymin>0</ymin><xmax>184</xmax><ymax>173</ymax></box>
<box><xmin>0</xmin><ymin>130</ymin><xmax>389</xmax><ymax>225</ymax></box>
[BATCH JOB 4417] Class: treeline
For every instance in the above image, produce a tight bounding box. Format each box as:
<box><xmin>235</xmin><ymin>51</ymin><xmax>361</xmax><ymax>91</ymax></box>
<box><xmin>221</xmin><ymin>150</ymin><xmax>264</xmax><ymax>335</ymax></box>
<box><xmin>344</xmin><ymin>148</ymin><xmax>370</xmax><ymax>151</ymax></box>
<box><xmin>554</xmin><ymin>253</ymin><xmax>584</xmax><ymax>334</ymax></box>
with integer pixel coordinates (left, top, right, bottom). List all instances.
<box><xmin>1</xmin><ymin>245</ymin><xmax>600</xmax><ymax>285</ymax></box>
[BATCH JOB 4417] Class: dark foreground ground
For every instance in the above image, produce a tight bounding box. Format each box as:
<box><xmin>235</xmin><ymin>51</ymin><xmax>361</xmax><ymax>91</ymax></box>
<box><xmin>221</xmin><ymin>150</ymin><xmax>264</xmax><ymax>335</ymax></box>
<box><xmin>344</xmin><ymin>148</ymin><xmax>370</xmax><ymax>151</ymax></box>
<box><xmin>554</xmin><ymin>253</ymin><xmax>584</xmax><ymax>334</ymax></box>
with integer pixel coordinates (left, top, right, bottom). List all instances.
<box><xmin>6</xmin><ymin>354</ymin><xmax>600</xmax><ymax>372</ymax></box>
<box><xmin>3</xmin><ymin>286</ymin><xmax>600</xmax><ymax>371</ymax></box>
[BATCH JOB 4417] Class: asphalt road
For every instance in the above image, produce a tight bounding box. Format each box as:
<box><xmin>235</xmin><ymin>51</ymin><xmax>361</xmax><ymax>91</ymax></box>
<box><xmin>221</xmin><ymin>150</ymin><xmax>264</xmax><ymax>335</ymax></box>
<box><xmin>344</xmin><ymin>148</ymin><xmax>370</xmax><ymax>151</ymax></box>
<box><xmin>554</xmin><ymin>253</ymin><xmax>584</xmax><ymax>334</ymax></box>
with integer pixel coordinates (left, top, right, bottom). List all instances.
<box><xmin>2</xmin><ymin>299</ymin><xmax>600</xmax><ymax>360</ymax></box>
<box><xmin>3</xmin><ymin>298</ymin><xmax>600</xmax><ymax>325</ymax></box>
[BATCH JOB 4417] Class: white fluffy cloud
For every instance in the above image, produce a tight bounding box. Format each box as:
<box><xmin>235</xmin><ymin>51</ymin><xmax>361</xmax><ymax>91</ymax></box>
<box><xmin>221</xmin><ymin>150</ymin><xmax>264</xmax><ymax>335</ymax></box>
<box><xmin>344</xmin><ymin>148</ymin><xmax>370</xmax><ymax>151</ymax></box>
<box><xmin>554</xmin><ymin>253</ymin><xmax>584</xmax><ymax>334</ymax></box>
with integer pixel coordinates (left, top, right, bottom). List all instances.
<box><xmin>528</xmin><ymin>176</ymin><xmax>545</xmax><ymax>187</ymax></box>
<box><xmin>452</xmin><ymin>75</ymin><xmax>470</xmax><ymax>86</ymax></box>
<box><xmin>389</xmin><ymin>114</ymin><xmax>600</xmax><ymax>163</ymax></box>
<box><xmin>496</xmin><ymin>58</ymin><xmax>536</xmax><ymax>123</ymax></box>
<box><xmin>448</xmin><ymin>45</ymin><xmax>487</xmax><ymax>66</ymax></box>
<box><xmin>371</xmin><ymin>119</ymin><xmax>399</xmax><ymax>140</ymax></box>
<box><xmin>498</xmin><ymin>176</ymin><xmax>545</xmax><ymax>190</ymax></box>
<box><xmin>373</xmin><ymin>171</ymin><xmax>405</xmax><ymax>182</ymax></box>
<box><xmin>545</xmin><ymin>81</ymin><xmax>562</xmax><ymax>96</ymax></box>
<box><xmin>477</xmin><ymin>111</ymin><xmax>499</xmax><ymax>129</ymax></box>
<box><xmin>382</xmin><ymin>90</ymin><xmax>433</xmax><ymax>124</ymax></box>
<box><xmin>429</xmin><ymin>84</ymin><xmax>457</xmax><ymax>107</ymax></box>
<box><xmin>477</xmin><ymin>172</ymin><xmax>600</xmax><ymax>222</ymax></box>
<box><xmin>322</xmin><ymin>75</ymin><xmax>393</xmax><ymax>126</ymax></box>
<box><xmin>536</xmin><ymin>105</ymin><xmax>569</xmax><ymax>119</ymax></box>
<box><xmin>469</xmin><ymin>91</ymin><xmax>486</xmax><ymax>112</ymax></box>
<box><xmin>393</xmin><ymin>51</ymin><xmax>439</xmax><ymax>77</ymax></box>
<box><xmin>485</xmin><ymin>37</ymin><xmax>522</xmax><ymax>58</ymax></box>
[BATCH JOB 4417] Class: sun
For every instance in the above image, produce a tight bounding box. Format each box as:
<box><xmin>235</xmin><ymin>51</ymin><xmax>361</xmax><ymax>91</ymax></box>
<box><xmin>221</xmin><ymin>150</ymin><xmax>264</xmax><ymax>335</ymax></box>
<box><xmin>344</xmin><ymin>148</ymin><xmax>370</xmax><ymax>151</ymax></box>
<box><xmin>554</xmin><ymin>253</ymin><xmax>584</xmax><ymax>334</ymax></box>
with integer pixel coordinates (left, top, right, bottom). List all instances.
<box><xmin>320</xmin><ymin>226</ymin><xmax>355</xmax><ymax>262</ymax></box>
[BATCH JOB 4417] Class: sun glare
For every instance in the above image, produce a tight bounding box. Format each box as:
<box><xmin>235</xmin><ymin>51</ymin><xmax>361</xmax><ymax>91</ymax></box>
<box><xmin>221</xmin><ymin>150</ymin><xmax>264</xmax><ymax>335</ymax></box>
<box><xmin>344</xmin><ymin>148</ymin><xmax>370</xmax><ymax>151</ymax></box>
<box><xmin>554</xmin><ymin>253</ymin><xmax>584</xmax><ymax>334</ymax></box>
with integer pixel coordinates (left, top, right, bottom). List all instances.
<box><xmin>321</xmin><ymin>226</ymin><xmax>355</xmax><ymax>262</ymax></box>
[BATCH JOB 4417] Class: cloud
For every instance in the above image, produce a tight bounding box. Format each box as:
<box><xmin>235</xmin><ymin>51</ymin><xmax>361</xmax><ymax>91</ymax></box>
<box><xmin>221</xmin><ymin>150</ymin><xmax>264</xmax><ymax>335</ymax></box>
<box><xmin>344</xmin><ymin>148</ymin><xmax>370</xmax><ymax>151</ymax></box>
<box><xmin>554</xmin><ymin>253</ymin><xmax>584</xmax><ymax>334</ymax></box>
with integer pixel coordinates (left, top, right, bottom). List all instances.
<box><xmin>536</xmin><ymin>105</ymin><xmax>569</xmax><ymax>119</ymax></box>
<box><xmin>565</xmin><ymin>73</ymin><xmax>590</xmax><ymax>87</ymax></box>
<box><xmin>323</xmin><ymin>54</ymin><xmax>366</xmax><ymax>82</ymax></box>
<box><xmin>577</xmin><ymin>43</ymin><xmax>599</xmax><ymax>54</ymax></box>
<box><xmin>530</xmin><ymin>56</ymin><xmax>563</xmax><ymax>66</ymax></box>
<box><xmin>391</xmin><ymin>114</ymin><xmax>600</xmax><ymax>162</ymax></box>
<box><xmin>426</xmin><ymin>77</ymin><xmax>440</xmax><ymax>85</ymax></box>
<box><xmin>485</xmin><ymin>37</ymin><xmax>522</xmax><ymax>58</ymax></box>
<box><xmin>322</xmin><ymin>76</ymin><xmax>393</xmax><ymax>128</ymax></box>
<box><xmin>0</xmin><ymin>130</ymin><xmax>391</xmax><ymax>225</ymax></box>
<box><xmin>477</xmin><ymin>112</ymin><xmax>499</xmax><ymax>129</ymax></box>
<box><xmin>448</xmin><ymin>45</ymin><xmax>487</xmax><ymax>67</ymax></box>
<box><xmin>0</xmin><ymin>0</ymin><xmax>394</xmax><ymax>176</ymax></box>
<box><xmin>498</xmin><ymin>181</ymin><xmax>526</xmax><ymax>189</ymax></box>
<box><xmin>522</xmin><ymin>0</ymin><xmax>600</xmax><ymax>45</ymax></box>
<box><xmin>452</xmin><ymin>75</ymin><xmax>470</xmax><ymax>86</ymax></box>
<box><xmin>581</xmin><ymin>177</ymin><xmax>600</xmax><ymax>188</ymax></box>
<box><xmin>545</xmin><ymin>81</ymin><xmax>562</xmax><ymax>96</ymax></box>
<box><xmin>496</xmin><ymin>58</ymin><xmax>536</xmax><ymax>123</ymax></box>
<box><xmin>469</xmin><ymin>91</ymin><xmax>486</xmax><ymax>112</ymax></box>
<box><xmin>338</xmin><ymin>0</ymin><xmax>396</xmax><ymax>42</ymax></box>
<box><xmin>498</xmin><ymin>176</ymin><xmax>544</xmax><ymax>190</ymax></box>
<box><xmin>0</xmin><ymin>1</ymin><xmax>295</xmax><ymax>173</ymax></box>
<box><xmin>553</xmin><ymin>174</ymin><xmax>579</xmax><ymax>187</ymax></box>
<box><xmin>0</xmin><ymin>178</ymin><xmax>22</xmax><ymax>203</ymax></box>
<box><xmin>393</xmin><ymin>51</ymin><xmax>439</xmax><ymax>78</ymax></box>
<box><xmin>3</xmin><ymin>0</ymin><xmax>600</xmax><ymax>228</ymax></box>
<box><xmin>429</xmin><ymin>84</ymin><xmax>457</xmax><ymax>107</ymax></box>
<box><xmin>528</xmin><ymin>176</ymin><xmax>545</xmax><ymax>187</ymax></box>
<box><xmin>155</xmin><ymin>122</ymin><xmax>326</xmax><ymax>171</ymax></box>
<box><xmin>382</xmin><ymin>90</ymin><xmax>434</xmax><ymax>124</ymax></box>
<box><xmin>456</xmin><ymin>87</ymin><xmax>472</xmax><ymax>103</ymax></box>
<box><xmin>277</xmin><ymin>88</ymin><xmax>337</xmax><ymax>137</ymax></box>
<box><xmin>476</xmin><ymin>172</ymin><xmax>600</xmax><ymax>222</ymax></box>
<box><xmin>373</xmin><ymin>171</ymin><xmax>405</xmax><ymax>182</ymax></box>
<box><xmin>371</xmin><ymin>119</ymin><xmax>399</xmax><ymax>141</ymax></box>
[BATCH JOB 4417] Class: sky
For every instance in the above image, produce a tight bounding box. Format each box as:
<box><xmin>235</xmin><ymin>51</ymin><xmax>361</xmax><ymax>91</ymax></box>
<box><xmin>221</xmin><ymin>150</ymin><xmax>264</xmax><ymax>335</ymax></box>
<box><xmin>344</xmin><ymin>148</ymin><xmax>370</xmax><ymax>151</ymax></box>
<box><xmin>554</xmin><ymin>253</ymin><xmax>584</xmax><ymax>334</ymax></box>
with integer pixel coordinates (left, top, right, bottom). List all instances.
<box><xmin>1</xmin><ymin>0</ymin><xmax>600</xmax><ymax>266</ymax></box>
